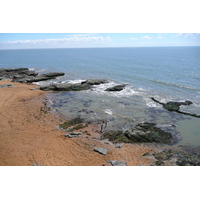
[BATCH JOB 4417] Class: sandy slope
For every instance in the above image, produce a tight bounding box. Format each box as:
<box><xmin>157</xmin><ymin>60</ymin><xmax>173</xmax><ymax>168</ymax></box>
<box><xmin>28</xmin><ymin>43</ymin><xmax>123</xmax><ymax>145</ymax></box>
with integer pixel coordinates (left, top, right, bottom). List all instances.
<box><xmin>0</xmin><ymin>80</ymin><xmax>155</xmax><ymax>166</ymax></box>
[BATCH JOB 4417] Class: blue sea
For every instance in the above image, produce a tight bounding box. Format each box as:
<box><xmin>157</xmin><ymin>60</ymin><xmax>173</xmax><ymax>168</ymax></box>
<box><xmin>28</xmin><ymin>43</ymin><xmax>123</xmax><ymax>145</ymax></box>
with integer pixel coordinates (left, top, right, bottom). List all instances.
<box><xmin>1</xmin><ymin>47</ymin><xmax>200</xmax><ymax>146</ymax></box>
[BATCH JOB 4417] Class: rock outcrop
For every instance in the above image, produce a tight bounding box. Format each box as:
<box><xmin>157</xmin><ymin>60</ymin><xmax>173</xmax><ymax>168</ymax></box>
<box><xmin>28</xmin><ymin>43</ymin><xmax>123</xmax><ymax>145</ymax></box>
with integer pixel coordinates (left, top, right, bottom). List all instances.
<box><xmin>151</xmin><ymin>97</ymin><xmax>200</xmax><ymax>118</ymax></box>
<box><xmin>105</xmin><ymin>84</ymin><xmax>127</xmax><ymax>91</ymax></box>
<box><xmin>102</xmin><ymin>122</ymin><xmax>180</xmax><ymax>145</ymax></box>
<box><xmin>40</xmin><ymin>79</ymin><xmax>109</xmax><ymax>91</ymax></box>
<box><xmin>0</xmin><ymin>68</ymin><xmax>65</xmax><ymax>83</ymax></box>
<box><xmin>12</xmin><ymin>72</ymin><xmax>65</xmax><ymax>83</ymax></box>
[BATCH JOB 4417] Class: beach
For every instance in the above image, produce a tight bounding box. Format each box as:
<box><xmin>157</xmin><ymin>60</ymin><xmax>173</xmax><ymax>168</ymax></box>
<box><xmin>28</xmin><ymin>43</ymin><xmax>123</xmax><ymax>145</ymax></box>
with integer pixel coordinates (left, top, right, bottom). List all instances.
<box><xmin>0</xmin><ymin>79</ymin><xmax>156</xmax><ymax>166</ymax></box>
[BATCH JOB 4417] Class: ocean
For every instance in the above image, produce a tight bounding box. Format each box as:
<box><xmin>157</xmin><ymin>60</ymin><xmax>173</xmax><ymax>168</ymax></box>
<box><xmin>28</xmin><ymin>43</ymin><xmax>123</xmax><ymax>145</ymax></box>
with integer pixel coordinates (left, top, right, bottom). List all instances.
<box><xmin>1</xmin><ymin>46</ymin><xmax>200</xmax><ymax>146</ymax></box>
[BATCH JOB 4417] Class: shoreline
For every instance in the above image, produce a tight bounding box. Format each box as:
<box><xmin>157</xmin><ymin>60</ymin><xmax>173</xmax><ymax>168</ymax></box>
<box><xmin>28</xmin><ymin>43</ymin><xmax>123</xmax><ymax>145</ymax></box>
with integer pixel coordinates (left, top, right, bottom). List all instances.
<box><xmin>0</xmin><ymin>79</ymin><xmax>157</xmax><ymax>166</ymax></box>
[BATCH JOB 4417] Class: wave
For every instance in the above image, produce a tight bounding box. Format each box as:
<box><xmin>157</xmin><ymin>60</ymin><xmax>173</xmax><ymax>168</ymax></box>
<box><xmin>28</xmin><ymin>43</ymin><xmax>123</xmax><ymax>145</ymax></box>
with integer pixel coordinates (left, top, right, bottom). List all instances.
<box><xmin>152</xmin><ymin>80</ymin><xmax>200</xmax><ymax>92</ymax></box>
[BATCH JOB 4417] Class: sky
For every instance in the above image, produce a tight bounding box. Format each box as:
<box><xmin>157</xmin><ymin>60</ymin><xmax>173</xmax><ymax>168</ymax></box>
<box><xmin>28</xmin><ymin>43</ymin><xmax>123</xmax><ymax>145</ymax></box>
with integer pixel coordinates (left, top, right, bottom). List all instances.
<box><xmin>0</xmin><ymin>33</ymin><xmax>200</xmax><ymax>49</ymax></box>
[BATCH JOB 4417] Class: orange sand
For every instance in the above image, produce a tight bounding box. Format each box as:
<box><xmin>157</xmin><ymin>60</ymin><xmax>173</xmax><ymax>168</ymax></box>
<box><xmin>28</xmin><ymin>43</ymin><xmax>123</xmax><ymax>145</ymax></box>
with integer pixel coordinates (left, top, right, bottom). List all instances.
<box><xmin>0</xmin><ymin>80</ymin><xmax>156</xmax><ymax>166</ymax></box>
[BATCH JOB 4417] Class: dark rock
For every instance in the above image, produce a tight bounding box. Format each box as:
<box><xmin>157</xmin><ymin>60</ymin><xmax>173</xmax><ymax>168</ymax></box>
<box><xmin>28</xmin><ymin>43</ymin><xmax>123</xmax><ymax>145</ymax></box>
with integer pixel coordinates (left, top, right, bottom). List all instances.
<box><xmin>13</xmin><ymin>72</ymin><xmax>65</xmax><ymax>83</ymax></box>
<box><xmin>0</xmin><ymin>84</ymin><xmax>13</xmax><ymax>88</ymax></box>
<box><xmin>59</xmin><ymin>118</ymin><xmax>84</xmax><ymax>129</ymax></box>
<box><xmin>105</xmin><ymin>84</ymin><xmax>127</xmax><ymax>91</ymax></box>
<box><xmin>102</xmin><ymin>122</ymin><xmax>179</xmax><ymax>144</ymax></box>
<box><xmin>0</xmin><ymin>68</ymin><xmax>29</xmax><ymax>79</ymax></box>
<box><xmin>81</xmin><ymin>79</ymin><xmax>108</xmax><ymax>85</ymax></box>
<box><xmin>108</xmin><ymin>160</ymin><xmax>127</xmax><ymax>166</ymax></box>
<box><xmin>40</xmin><ymin>79</ymin><xmax>108</xmax><ymax>91</ymax></box>
<box><xmin>94</xmin><ymin>147</ymin><xmax>108</xmax><ymax>155</ymax></box>
<box><xmin>151</xmin><ymin>97</ymin><xmax>200</xmax><ymax>118</ymax></box>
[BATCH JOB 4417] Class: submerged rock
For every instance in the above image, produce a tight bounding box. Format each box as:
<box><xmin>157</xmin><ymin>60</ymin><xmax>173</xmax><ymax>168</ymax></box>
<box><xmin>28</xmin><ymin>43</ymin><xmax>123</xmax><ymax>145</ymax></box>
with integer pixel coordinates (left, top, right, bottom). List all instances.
<box><xmin>151</xmin><ymin>97</ymin><xmax>200</xmax><ymax>118</ymax></box>
<box><xmin>102</xmin><ymin>122</ymin><xmax>179</xmax><ymax>145</ymax></box>
<box><xmin>94</xmin><ymin>147</ymin><xmax>108</xmax><ymax>155</ymax></box>
<box><xmin>105</xmin><ymin>84</ymin><xmax>127</xmax><ymax>91</ymax></box>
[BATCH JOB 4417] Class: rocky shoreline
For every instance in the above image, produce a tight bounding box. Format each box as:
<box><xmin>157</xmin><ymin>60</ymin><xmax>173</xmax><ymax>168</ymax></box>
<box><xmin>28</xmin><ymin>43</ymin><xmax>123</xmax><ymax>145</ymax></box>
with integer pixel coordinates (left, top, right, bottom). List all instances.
<box><xmin>1</xmin><ymin>67</ymin><xmax>200</xmax><ymax>166</ymax></box>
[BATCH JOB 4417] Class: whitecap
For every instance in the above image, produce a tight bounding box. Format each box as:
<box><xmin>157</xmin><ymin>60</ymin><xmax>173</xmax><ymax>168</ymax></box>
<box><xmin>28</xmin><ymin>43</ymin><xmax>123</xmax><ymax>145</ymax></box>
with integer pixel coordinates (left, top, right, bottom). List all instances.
<box><xmin>104</xmin><ymin>109</ymin><xmax>113</xmax><ymax>115</ymax></box>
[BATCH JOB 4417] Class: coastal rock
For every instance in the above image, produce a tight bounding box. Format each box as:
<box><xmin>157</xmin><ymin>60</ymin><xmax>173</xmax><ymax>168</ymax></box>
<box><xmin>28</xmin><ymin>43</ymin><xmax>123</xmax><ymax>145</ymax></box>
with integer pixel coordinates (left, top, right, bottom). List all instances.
<box><xmin>13</xmin><ymin>72</ymin><xmax>65</xmax><ymax>83</ymax></box>
<box><xmin>94</xmin><ymin>147</ymin><xmax>108</xmax><ymax>155</ymax></box>
<box><xmin>102</xmin><ymin>122</ymin><xmax>179</xmax><ymax>144</ymax></box>
<box><xmin>0</xmin><ymin>68</ymin><xmax>38</xmax><ymax>80</ymax></box>
<box><xmin>151</xmin><ymin>97</ymin><xmax>200</xmax><ymax>118</ymax></box>
<box><xmin>0</xmin><ymin>67</ymin><xmax>65</xmax><ymax>83</ymax></box>
<box><xmin>40</xmin><ymin>79</ymin><xmax>109</xmax><ymax>91</ymax></box>
<box><xmin>108</xmin><ymin>160</ymin><xmax>127</xmax><ymax>166</ymax></box>
<box><xmin>0</xmin><ymin>84</ymin><xmax>13</xmax><ymax>88</ymax></box>
<box><xmin>81</xmin><ymin>79</ymin><xmax>109</xmax><ymax>85</ymax></box>
<box><xmin>105</xmin><ymin>84</ymin><xmax>127</xmax><ymax>91</ymax></box>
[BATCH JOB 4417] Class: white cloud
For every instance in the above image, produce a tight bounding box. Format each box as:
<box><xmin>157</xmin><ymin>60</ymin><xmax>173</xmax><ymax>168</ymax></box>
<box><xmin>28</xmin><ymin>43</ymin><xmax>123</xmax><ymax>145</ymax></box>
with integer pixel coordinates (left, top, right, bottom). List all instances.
<box><xmin>177</xmin><ymin>33</ymin><xmax>200</xmax><ymax>38</ymax></box>
<box><xmin>130</xmin><ymin>37</ymin><xmax>138</xmax><ymax>40</ymax></box>
<box><xmin>158</xmin><ymin>36</ymin><xmax>163</xmax><ymax>39</ymax></box>
<box><xmin>4</xmin><ymin>36</ymin><xmax>111</xmax><ymax>45</ymax></box>
<box><xmin>141</xmin><ymin>35</ymin><xmax>153</xmax><ymax>40</ymax></box>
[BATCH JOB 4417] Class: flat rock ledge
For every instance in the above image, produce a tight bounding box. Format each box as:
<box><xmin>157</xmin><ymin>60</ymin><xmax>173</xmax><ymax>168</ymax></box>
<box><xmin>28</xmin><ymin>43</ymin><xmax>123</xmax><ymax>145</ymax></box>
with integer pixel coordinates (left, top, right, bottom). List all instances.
<box><xmin>0</xmin><ymin>68</ymin><xmax>65</xmax><ymax>83</ymax></box>
<box><xmin>108</xmin><ymin>160</ymin><xmax>127</xmax><ymax>166</ymax></box>
<box><xmin>94</xmin><ymin>147</ymin><xmax>108</xmax><ymax>155</ymax></box>
<box><xmin>40</xmin><ymin>79</ymin><xmax>109</xmax><ymax>91</ymax></box>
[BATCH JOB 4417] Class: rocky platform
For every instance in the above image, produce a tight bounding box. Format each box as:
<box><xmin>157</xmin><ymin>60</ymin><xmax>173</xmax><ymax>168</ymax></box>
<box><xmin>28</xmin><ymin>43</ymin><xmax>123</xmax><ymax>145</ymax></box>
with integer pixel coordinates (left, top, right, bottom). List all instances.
<box><xmin>0</xmin><ymin>68</ymin><xmax>65</xmax><ymax>83</ymax></box>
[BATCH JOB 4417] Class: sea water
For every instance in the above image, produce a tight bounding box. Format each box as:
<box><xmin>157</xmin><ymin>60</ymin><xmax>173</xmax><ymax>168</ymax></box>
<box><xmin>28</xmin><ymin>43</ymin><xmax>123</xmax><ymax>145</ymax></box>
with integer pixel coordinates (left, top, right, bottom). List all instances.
<box><xmin>1</xmin><ymin>47</ymin><xmax>200</xmax><ymax>146</ymax></box>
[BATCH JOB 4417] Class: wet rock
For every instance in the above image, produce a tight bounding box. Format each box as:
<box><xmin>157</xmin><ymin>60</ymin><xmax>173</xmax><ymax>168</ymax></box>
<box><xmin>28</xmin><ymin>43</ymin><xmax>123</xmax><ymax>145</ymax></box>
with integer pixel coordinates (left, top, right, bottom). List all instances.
<box><xmin>102</xmin><ymin>122</ymin><xmax>179</xmax><ymax>144</ymax></box>
<box><xmin>94</xmin><ymin>147</ymin><xmax>108</xmax><ymax>155</ymax></box>
<box><xmin>0</xmin><ymin>84</ymin><xmax>13</xmax><ymax>88</ymax></box>
<box><xmin>108</xmin><ymin>160</ymin><xmax>127</xmax><ymax>166</ymax></box>
<box><xmin>59</xmin><ymin>118</ymin><xmax>84</xmax><ymax>129</ymax></box>
<box><xmin>40</xmin><ymin>79</ymin><xmax>108</xmax><ymax>91</ymax></box>
<box><xmin>81</xmin><ymin>79</ymin><xmax>108</xmax><ymax>85</ymax></box>
<box><xmin>64</xmin><ymin>132</ymin><xmax>83</xmax><ymax>138</ymax></box>
<box><xmin>105</xmin><ymin>84</ymin><xmax>127</xmax><ymax>91</ymax></box>
<box><xmin>151</xmin><ymin>97</ymin><xmax>200</xmax><ymax>118</ymax></box>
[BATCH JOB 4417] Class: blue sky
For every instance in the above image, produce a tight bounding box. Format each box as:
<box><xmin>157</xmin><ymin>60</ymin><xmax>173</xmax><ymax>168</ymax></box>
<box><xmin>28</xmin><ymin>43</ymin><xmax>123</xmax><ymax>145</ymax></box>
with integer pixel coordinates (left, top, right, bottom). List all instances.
<box><xmin>0</xmin><ymin>33</ymin><xmax>200</xmax><ymax>49</ymax></box>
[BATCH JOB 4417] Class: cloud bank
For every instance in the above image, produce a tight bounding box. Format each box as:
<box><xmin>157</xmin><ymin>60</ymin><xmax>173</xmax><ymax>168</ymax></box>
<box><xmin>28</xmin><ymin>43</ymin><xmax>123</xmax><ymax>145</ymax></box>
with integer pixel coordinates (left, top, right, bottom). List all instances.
<box><xmin>4</xmin><ymin>36</ymin><xmax>111</xmax><ymax>45</ymax></box>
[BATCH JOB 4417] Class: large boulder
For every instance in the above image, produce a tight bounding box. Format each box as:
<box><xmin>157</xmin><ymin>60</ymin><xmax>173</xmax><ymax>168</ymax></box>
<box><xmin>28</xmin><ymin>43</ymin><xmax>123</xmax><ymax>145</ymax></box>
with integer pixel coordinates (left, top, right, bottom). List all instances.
<box><xmin>81</xmin><ymin>79</ymin><xmax>109</xmax><ymax>85</ymax></box>
<box><xmin>105</xmin><ymin>84</ymin><xmax>127</xmax><ymax>91</ymax></box>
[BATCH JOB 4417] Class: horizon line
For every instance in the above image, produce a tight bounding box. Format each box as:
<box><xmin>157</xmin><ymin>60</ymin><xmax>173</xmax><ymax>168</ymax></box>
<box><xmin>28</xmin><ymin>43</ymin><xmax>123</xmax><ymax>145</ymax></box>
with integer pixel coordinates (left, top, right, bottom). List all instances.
<box><xmin>1</xmin><ymin>45</ymin><xmax>200</xmax><ymax>51</ymax></box>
